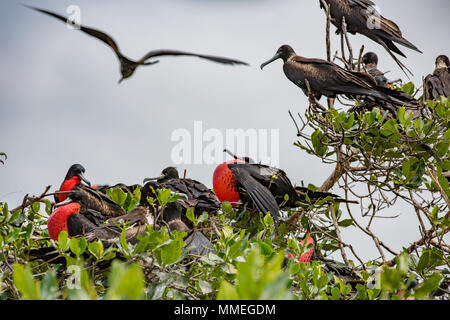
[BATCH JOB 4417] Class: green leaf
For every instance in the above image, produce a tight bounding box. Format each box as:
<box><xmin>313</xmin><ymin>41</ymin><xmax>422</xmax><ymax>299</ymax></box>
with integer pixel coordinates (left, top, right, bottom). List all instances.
<box><xmin>413</xmin><ymin>273</ymin><xmax>443</xmax><ymax>298</ymax></box>
<box><xmin>12</xmin><ymin>264</ymin><xmax>40</xmax><ymax>300</ymax></box>
<box><xmin>69</xmin><ymin>237</ymin><xmax>86</xmax><ymax>257</ymax></box>
<box><xmin>397</xmin><ymin>107</ymin><xmax>406</xmax><ymax>125</ymax></box>
<box><xmin>311</xmin><ymin>129</ymin><xmax>328</xmax><ymax>157</ymax></box>
<box><xmin>338</xmin><ymin>219</ymin><xmax>354</xmax><ymax>228</ymax></box>
<box><xmin>57</xmin><ymin>231</ymin><xmax>69</xmax><ymax>252</ymax></box>
<box><xmin>88</xmin><ymin>241</ymin><xmax>104</xmax><ymax>260</ymax></box>
<box><xmin>186</xmin><ymin>208</ymin><xmax>197</xmax><ymax>226</ymax></box>
<box><xmin>157</xmin><ymin>239</ymin><xmax>183</xmax><ymax>265</ymax></box>
<box><xmin>106</xmin><ymin>261</ymin><xmax>145</xmax><ymax>300</ymax></box>
<box><xmin>380</xmin><ymin>119</ymin><xmax>398</xmax><ymax>137</ymax></box>
<box><xmin>197</xmin><ymin>212</ymin><xmax>209</xmax><ymax>224</ymax></box>
<box><xmin>40</xmin><ymin>271</ymin><xmax>59</xmax><ymax>300</ymax></box>
<box><xmin>401</xmin><ymin>82</ymin><xmax>415</xmax><ymax>95</ymax></box>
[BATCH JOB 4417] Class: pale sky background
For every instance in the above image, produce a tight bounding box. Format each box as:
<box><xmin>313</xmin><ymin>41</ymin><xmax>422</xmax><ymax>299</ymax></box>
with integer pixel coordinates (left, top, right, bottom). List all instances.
<box><xmin>1</xmin><ymin>0</ymin><xmax>449</xmax><ymax>263</ymax></box>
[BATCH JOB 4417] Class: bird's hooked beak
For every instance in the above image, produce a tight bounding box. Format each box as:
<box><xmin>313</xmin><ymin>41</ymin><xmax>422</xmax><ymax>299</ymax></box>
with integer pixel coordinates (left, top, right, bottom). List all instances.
<box><xmin>118</xmin><ymin>77</ymin><xmax>124</xmax><ymax>84</ymax></box>
<box><xmin>77</xmin><ymin>172</ymin><xmax>91</xmax><ymax>187</ymax></box>
<box><xmin>260</xmin><ymin>53</ymin><xmax>281</xmax><ymax>70</ymax></box>
<box><xmin>54</xmin><ymin>196</ymin><xmax>74</xmax><ymax>208</ymax></box>
<box><xmin>143</xmin><ymin>174</ymin><xmax>165</xmax><ymax>184</ymax></box>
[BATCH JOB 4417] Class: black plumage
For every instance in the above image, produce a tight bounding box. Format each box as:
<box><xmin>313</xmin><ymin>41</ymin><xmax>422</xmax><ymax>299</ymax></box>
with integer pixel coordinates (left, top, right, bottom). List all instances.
<box><xmin>362</xmin><ymin>52</ymin><xmax>388</xmax><ymax>88</ymax></box>
<box><xmin>261</xmin><ymin>45</ymin><xmax>415</xmax><ymax>108</ymax></box>
<box><xmin>163</xmin><ymin>202</ymin><xmax>214</xmax><ymax>256</ymax></box>
<box><xmin>424</xmin><ymin>55</ymin><xmax>450</xmax><ymax>101</ymax></box>
<box><xmin>319</xmin><ymin>0</ymin><xmax>421</xmax><ymax>76</ymax></box>
<box><xmin>226</xmin><ymin>161</ymin><xmax>357</xmax><ymax>226</ymax></box>
<box><xmin>61</xmin><ymin>187</ymin><xmax>129</xmax><ymax>236</ymax></box>
<box><xmin>25</xmin><ymin>5</ymin><xmax>249</xmax><ymax>83</ymax></box>
<box><xmin>142</xmin><ymin>167</ymin><xmax>221</xmax><ymax>214</ymax></box>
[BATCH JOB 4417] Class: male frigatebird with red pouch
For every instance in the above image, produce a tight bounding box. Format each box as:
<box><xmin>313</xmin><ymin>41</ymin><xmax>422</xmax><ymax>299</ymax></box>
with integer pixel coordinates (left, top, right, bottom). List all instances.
<box><xmin>48</xmin><ymin>187</ymin><xmax>128</xmax><ymax>240</ymax></box>
<box><xmin>213</xmin><ymin>151</ymin><xmax>357</xmax><ymax>225</ymax></box>
<box><xmin>54</xmin><ymin>164</ymin><xmax>91</xmax><ymax>204</ymax></box>
<box><xmin>287</xmin><ymin>228</ymin><xmax>315</xmax><ymax>265</ymax></box>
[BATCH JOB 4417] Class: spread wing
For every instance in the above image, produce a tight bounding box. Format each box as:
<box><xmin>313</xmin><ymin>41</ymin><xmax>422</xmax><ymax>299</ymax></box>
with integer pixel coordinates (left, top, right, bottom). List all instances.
<box><xmin>25</xmin><ymin>5</ymin><xmax>124</xmax><ymax>59</ymax></box>
<box><xmin>137</xmin><ymin>49</ymin><xmax>249</xmax><ymax>66</ymax></box>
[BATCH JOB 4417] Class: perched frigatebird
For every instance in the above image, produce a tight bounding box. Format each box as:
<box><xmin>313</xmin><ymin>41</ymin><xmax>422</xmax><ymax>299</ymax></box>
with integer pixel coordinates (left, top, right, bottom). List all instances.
<box><xmin>47</xmin><ymin>187</ymin><xmax>128</xmax><ymax>240</ymax></box>
<box><xmin>163</xmin><ymin>202</ymin><xmax>214</xmax><ymax>256</ymax></box>
<box><xmin>285</xmin><ymin>229</ymin><xmax>363</xmax><ymax>285</ymax></box>
<box><xmin>286</xmin><ymin>228</ymin><xmax>315</xmax><ymax>265</ymax></box>
<box><xmin>424</xmin><ymin>55</ymin><xmax>450</xmax><ymax>101</ymax></box>
<box><xmin>318</xmin><ymin>0</ymin><xmax>422</xmax><ymax>76</ymax></box>
<box><xmin>260</xmin><ymin>45</ymin><xmax>415</xmax><ymax>108</ymax></box>
<box><xmin>142</xmin><ymin>167</ymin><xmax>221</xmax><ymax>214</ymax></box>
<box><xmin>25</xmin><ymin>5</ymin><xmax>249</xmax><ymax>83</ymax></box>
<box><xmin>35</xmin><ymin>194</ymin><xmax>209</xmax><ymax>264</ymax></box>
<box><xmin>362</xmin><ymin>52</ymin><xmax>388</xmax><ymax>88</ymax></box>
<box><xmin>54</xmin><ymin>164</ymin><xmax>91</xmax><ymax>203</ymax></box>
<box><xmin>213</xmin><ymin>153</ymin><xmax>357</xmax><ymax>225</ymax></box>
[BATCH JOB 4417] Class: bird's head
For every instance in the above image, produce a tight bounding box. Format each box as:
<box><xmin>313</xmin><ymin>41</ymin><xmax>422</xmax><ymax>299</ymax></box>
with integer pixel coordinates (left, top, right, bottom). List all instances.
<box><xmin>260</xmin><ymin>45</ymin><xmax>295</xmax><ymax>70</ymax></box>
<box><xmin>56</xmin><ymin>164</ymin><xmax>91</xmax><ymax>203</ymax></box>
<box><xmin>362</xmin><ymin>52</ymin><xmax>379</xmax><ymax>67</ymax></box>
<box><xmin>436</xmin><ymin>55</ymin><xmax>449</xmax><ymax>69</ymax></box>
<box><xmin>119</xmin><ymin>63</ymin><xmax>138</xmax><ymax>84</ymax></box>
<box><xmin>64</xmin><ymin>164</ymin><xmax>91</xmax><ymax>187</ymax></box>
<box><xmin>143</xmin><ymin>167</ymin><xmax>179</xmax><ymax>184</ymax></box>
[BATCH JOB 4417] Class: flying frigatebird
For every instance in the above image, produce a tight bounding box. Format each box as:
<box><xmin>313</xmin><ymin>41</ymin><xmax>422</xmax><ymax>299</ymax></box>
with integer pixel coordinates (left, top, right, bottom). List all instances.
<box><xmin>25</xmin><ymin>5</ymin><xmax>249</xmax><ymax>83</ymax></box>
<box><xmin>260</xmin><ymin>45</ymin><xmax>415</xmax><ymax>108</ymax></box>
<box><xmin>213</xmin><ymin>151</ymin><xmax>358</xmax><ymax>225</ymax></box>
<box><xmin>424</xmin><ymin>55</ymin><xmax>450</xmax><ymax>101</ymax></box>
<box><xmin>318</xmin><ymin>0</ymin><xmax>422</xmax><ymax>76</ymax></box>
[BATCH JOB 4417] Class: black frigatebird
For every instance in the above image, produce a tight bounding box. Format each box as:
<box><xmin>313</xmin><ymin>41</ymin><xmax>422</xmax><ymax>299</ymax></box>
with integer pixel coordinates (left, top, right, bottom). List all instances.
<box><xmin>212</xmin><ymin>153</ymin><xmax>358</xmax><ymax>225</ymax></box>
<box><xmin>142</xmin><ymin>167</ymin><xmax>221</xmax><ymax>214</ymax></box>
<box><xmin>54</xmin><ymin>164</ymin><xmax>91</xmax><ymax>204</ymax></box>
<box><xmin>318</xmin><ymin>0</ymin><xmax>422</xmax><ymax>76</ymax></box>
<box><xmin>285</xmin><ymin>229</ymin><xmax>363</xmax><ymax>285</ymax></box>
<box><xmin>260</xmin><ymin>45</ymin><xmax>415</xmax><ymax>108</ymax></box>
<box><xmin>362</xmin><ymin>52</ymin><xmax>388</xmax><ymax>88</ymax></box>
<box><xmin>163</xmin><ymin>202</ymin><xmax>214</xmax><ymax>256</ymax></box>
<box><xmin>424</xmin><ymin>55</ymin><xmax>450</xmax><ymax>101</ymax></box>
<box><xmin>48</xmin><ymin>187</ymin><xmax>133</xmax><ymax>240</ymax></box>
<box><xmin>25</xmin><ymin>5</ymin><xmax>249</xmax><ymax>83</ymax></box>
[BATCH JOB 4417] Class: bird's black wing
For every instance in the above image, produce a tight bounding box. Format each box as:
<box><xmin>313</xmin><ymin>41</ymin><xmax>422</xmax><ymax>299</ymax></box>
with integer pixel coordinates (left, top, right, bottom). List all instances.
<box><xmin>228</xmin><ymin>165</ymin><xmax>280</xmax><ymax>224</ymax></box>
<box><xmin>70</xmin><ymin>187</ymin><xmax>125</xmax><ymax>218</ymax></box>
<box><xmin>25</xmin><ymin>5</ymin><xmax>124</xmax><ymax>59</ymax></box>
<box><xmin>293</xmin><ymin>56</ymin><xmax>414</xmax><ymax>106</ymax></box>
<box><xmin>137</xmin><ymin>49</ymin><xmax>249</xmax><ymax>66</ymax></box>
<box><xmin>425</xmin><ymin>69</ymin><xmax>450</xmax><ymax>100</ymax></box>
<box><xmin>348</xmin><ymin>0</ymin><xmax>375</xmax><ymax>9</ymax></box>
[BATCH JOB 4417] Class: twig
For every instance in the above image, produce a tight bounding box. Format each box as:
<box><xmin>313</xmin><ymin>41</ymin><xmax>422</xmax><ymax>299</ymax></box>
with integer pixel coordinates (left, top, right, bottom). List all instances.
<box><xmin>10</xmin><ymin>185</ymin><xmax>52</xmax><ymax>213</ymax></box>
<box><xmin>329</xmin><ymin>204</ymin><xmax>351</xmax><ymax>268</ymax></box>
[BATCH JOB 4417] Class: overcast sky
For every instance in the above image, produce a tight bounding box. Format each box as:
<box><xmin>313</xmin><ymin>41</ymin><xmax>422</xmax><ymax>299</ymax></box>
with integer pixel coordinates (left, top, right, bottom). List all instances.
<box><xmin>1</xmin><ymin>0</ymin><xmax>449</xmax><ymax>262</ymax></box>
